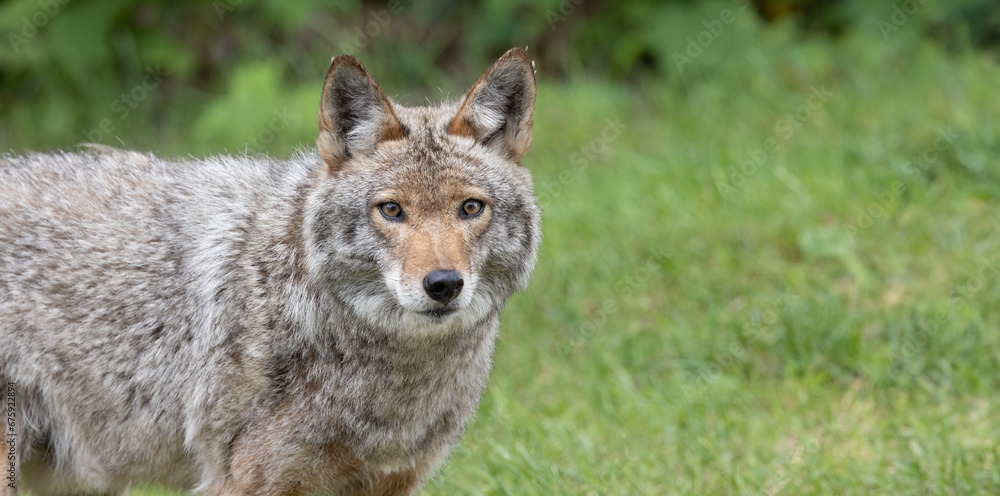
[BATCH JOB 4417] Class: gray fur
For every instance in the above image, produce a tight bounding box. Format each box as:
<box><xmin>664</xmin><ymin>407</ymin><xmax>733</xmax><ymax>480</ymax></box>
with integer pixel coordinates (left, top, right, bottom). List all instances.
<box><xmin>0</xmin><ymin>48</ymin><xmax>539</xmax><ymax>496</ymax></box>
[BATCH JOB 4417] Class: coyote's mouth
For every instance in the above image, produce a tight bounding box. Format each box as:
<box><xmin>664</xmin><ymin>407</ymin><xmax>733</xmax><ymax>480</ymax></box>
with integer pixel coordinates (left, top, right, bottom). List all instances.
<box><xmin>422</xmin><ymin>307</ymin><xmax>456</xmax><ymax>319</ymax></box>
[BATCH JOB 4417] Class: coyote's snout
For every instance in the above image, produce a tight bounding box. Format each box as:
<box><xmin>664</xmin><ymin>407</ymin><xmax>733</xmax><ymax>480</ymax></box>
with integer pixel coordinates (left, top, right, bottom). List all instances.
<box><xmin>371</xmin><ymin>181</ymin><xmax>495</xmax><ymax>328</ymax></box>
<box><xmin>0</xmin><ymin>48</ymin><xmax>539</xmax><ymax>495</ymax></box>
<box><xmin>424</xmin><ymin>269</ymin><xmax>463</xmax><ymax>304</ymax></box>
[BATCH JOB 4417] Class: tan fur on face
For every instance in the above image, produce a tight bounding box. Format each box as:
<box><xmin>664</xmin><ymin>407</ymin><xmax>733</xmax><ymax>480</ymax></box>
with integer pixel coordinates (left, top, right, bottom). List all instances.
<box><xmin>371</xmin><ymin>186</ymin><xmax>491</xmax><ymax>284</ymax></box>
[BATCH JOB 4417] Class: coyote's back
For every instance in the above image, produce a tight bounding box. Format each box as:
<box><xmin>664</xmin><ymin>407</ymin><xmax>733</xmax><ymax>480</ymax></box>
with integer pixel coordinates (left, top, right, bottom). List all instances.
<box><xmin>0</xmin><ymin>48</ymin><xmax>539</xmax><ymax>496</ymax></box>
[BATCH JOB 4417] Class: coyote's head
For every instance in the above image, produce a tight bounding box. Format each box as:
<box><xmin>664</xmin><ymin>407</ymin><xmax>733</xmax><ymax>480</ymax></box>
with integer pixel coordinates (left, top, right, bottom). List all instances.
<box><xmin>303</xmin><ymin>48</ymin><xmax>540</xmax><ymax>338</ymax></box>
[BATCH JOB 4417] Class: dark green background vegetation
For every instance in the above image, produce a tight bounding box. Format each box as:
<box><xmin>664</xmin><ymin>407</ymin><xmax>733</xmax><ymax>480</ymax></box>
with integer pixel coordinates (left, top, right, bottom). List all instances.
<box><xmin>2</xmin><ymin>0</ymin><xmax>998</xmax><ymax>153</ymax></box>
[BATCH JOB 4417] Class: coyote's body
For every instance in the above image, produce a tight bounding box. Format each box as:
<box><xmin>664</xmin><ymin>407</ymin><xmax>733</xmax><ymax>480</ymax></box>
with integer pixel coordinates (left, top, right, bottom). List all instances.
<box><xmin>0</xmin><ymin>49</ymin><xmax>539</xmax><ymax>495</ymax></box>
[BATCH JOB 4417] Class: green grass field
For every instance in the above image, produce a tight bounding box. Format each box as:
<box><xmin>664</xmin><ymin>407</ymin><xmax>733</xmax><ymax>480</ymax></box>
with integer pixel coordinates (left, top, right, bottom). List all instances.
<box><xmin>445</xmin><ymin>30</ymin><xmax>998</xmax><ymax>494</ymax></box>
<box><xmin>417</xmin><ymin>34</ymin><xmax>1000</xmax><ymax>494</ymax></box>
<box><xmin>19</xmin><ymin>17</ymin><xmax>1000</xmax><ymax>496</ymax></box>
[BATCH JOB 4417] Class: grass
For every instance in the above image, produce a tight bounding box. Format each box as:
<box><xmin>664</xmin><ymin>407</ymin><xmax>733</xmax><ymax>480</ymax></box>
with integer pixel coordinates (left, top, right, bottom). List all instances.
<box><xmin>15</xmin><ymin>14</ymin><xmax>1000</xmax><ymax>496</ymax></box>
<box><xmin>428</xmin><ymin>28</ymin><xmax>1000</xmax><ymax>495</ymax></box>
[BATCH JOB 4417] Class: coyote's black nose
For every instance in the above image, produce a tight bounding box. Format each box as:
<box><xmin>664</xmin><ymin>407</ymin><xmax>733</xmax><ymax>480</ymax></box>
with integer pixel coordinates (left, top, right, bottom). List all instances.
<box><xmin>423</xmin><ymin>269</ymin><xmax>464</xmax><ymax>304</ymax></box>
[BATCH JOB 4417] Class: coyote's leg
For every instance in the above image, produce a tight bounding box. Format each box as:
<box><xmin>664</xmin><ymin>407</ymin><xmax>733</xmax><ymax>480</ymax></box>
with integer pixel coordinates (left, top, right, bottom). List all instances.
<box><xmin>342</xmin><ymin>469</ymin><xmax>423</xmax><ymax>496</ymax></box>
<box><xmin>211</xmin><ymin>404</ymin><xmax>429</xmax><ymax>496</ymax></box>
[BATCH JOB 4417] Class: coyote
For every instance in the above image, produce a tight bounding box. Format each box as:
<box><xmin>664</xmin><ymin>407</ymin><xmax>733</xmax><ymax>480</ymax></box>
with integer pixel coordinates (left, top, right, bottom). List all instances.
<box><xmin>0</xmin><ymin>48</ymin><xmax>539</xmax><ymax>495</ymax></box>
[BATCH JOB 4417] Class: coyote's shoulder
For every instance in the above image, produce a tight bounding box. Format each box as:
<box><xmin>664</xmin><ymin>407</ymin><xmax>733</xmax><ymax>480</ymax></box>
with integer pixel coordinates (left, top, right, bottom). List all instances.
<box><xmin>0</xmin><ymin>48</ymin><xmax>539</xmax><ymax>496</ymax></box>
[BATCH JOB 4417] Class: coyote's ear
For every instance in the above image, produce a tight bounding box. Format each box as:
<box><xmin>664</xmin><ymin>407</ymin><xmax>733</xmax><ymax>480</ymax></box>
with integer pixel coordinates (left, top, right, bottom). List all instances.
<box><xmin>317</xmin><ymin>55</ymin><xmax>406</xmax><ymax>171</ymax></box>
<box><xmin>449</xmin><ymin>48</ymin><xmax>537</xmax><ymax>163</ymax></box>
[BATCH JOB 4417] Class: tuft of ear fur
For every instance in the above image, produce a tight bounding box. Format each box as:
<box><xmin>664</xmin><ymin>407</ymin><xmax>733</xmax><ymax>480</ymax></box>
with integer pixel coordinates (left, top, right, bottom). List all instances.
<box><xmin>449</xmin><ymin>48</ymin><xmax>537</xmax><ymax>163</ymax></box>
<box><xmin>317</xmin><ymin>55</ymin><xmax>406</xmax><ymax>172</ymax></box>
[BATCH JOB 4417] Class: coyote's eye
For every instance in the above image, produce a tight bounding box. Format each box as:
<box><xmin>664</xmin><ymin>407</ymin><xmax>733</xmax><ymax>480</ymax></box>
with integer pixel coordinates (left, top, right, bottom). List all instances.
<box><xmin>379</xmin><ymin>201</ymin><xmax>404</xmax><ymax>220</ymax></box>
<box><xmin>460</xmin><ymin>199</ymin><xmax>484</xmax><ymax>218</ymax></box>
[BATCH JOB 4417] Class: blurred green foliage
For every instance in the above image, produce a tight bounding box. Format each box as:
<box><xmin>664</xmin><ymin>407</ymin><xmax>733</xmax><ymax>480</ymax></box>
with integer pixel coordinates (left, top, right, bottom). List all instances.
<box><xmin>0</xmin><ymin>0</ymin><xmax>998</xmax><ymax>153</ymax></box>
